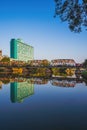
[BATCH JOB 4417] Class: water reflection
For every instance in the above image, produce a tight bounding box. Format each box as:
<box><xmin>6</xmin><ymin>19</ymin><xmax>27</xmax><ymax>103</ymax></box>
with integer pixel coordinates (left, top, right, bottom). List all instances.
<box><xmin>0</xmin><ymin>77</ymin><xmax>87</xmax><ymax>104</ymax></box>
<box><xmin>51</xmin><ymin>78</ymin><xmax>84</xmax><ymax>87</ymax></box>
<box><xmin>10</xmin><ymin>81</ymin><xmax>34</xmax><ymax>103</ymax></box>
<box><xmin>0</xmin><ymin>77</ymin><xmax>87</xmax><ymax>88</ymax></box>
<box><xmin>27</xmin><ymin>78</ymin><xmax>48</xmax><ymax>85</ymax></box>
<box><xmin>51</xmin><ymin>80</ymin><xmax>76</xmax><ymax>87</ymax></box>
<box><xmin>10</xmin><ymin>78</ymin><xmax>48</xmax><ymax>103</ymax></box>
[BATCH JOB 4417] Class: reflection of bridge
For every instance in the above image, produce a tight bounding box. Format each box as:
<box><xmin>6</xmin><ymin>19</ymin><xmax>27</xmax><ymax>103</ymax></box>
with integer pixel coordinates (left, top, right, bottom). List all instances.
<box><xmin>0</xmin><ymin>77</ymin><xmax>86</xmax><ymax>103</ymax></box>
<box><xmin>9</xmin><ymin>77</ymin><xmax>84</xmax><ymax>103</ymax></box>
<box><xmin>0</xmin><ymin>77</ymin><xmax>86</xmax><ymax>105</ymax></box>
<box><xmin>27</xmin><ymin>78</ymin><xmax>48</xmax><ymax>85</ymax></box>
<box><xmin>0</xmin><ymin>77</ymin><xmax>84</xmax><ymax>84</ymax></box>
<box><xmin>51</xmin><ymin>80</ymin><xmax>76</xmax><ymax>87</ymax></box>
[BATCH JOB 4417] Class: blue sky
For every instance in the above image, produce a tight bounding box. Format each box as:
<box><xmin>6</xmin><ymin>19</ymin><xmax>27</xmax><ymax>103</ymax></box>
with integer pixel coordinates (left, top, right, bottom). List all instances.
<box><xmin>0</xmin><ymin>0</ymin><xmax>87</xmax><ymax>63</ymax></box>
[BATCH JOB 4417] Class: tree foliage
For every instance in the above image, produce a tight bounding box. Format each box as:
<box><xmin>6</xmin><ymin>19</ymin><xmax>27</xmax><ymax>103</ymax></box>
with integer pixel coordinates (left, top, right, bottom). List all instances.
<box><xmin>82</xmin><ymin>70</ymin><xmax>87</xmax><ymax>79</ymax></box>
<box><xmin>1</xmin><ymin>56</ymin><xmax>10</xmax><ymax>62</ymax></box>
<box><xmin>2</xmin><ymin>79</ymin><xmax>10</xmax><ymax>84</ymax></box>
<box><xmin>54</xmin><ymin>0</ymin><xmax>87</xmax><ymax>32</ymax></box>
<box><xmin>83</xmin><ymin>59</ymin><xmax>87</xmax><ymax>68</ymax></box>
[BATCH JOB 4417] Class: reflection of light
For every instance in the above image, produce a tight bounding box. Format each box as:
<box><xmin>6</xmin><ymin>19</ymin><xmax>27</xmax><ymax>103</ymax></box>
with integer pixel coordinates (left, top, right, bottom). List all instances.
<box><xmin>51</xmin><ymin>80</ymin><xmax>76</xmax><ymax>87</ymax></box>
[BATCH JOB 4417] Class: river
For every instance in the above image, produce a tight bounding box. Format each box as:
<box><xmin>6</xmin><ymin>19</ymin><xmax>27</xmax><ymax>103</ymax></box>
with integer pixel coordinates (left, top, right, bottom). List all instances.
<box><xmin>0</xmin><ymin>77</ymin><xmax>87</xmax><ymax>130</ymax></box>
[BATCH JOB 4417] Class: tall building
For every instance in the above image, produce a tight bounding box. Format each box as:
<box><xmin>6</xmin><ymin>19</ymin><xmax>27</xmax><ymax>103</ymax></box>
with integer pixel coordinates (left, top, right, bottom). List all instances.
<box><xmin>10</xmin><ymin>39</ymin><xmax>34</xmax><ymax>61</ymax></box>
<box><xmin>0</xmin><ymin>50</ymin><xmax>2</xmax><ymax>60</ymax></box>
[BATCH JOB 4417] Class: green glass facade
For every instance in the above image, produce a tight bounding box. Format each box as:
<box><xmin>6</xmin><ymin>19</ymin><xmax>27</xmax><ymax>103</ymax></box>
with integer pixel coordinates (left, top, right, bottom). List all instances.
<box><xmin>10</xmin><ymin>39</ymin><xmax>34</xmax><ymax>61</ymax></box>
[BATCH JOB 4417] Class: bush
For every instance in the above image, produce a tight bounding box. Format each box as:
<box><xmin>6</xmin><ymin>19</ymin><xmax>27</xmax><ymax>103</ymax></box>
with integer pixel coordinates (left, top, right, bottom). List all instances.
<box><xmin>81</xmin><ymin>71</ymin><xmax>87</xmax><ymax>79</ymax></box>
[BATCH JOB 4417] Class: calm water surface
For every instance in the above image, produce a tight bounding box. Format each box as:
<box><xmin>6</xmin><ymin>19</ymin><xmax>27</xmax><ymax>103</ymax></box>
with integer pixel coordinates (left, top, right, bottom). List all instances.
<box><xmin>0</xmin><ymin>78</ymin><xmax>87</xmax><ymax>130</ymax></box>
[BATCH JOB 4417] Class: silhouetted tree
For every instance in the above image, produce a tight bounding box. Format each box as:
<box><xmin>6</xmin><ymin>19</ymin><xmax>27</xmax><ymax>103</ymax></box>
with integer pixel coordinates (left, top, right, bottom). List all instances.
<box><xmin>54</xmin><ymin>0</ymin><xmax>87</xmax><ymax>32</ymax></box>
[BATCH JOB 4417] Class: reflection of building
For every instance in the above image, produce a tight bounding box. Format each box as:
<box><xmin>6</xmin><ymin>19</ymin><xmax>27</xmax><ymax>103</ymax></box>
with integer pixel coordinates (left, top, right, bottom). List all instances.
<box><xmin>10</xmin><ymin>39</ymin><xmax>34</xmax><ymax>61</ymax></box>
<box><xmin>10</xmin><ymin>81</ymin><xmax>34</xmax><ymax>103</ymax></box>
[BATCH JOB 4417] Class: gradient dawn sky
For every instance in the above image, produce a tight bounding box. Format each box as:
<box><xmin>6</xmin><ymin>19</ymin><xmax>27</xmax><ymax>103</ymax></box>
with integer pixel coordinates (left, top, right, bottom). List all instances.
<box><xmin>0</xmin><ymin>0</ymin><xmax>87</xmax><ymax>63</ymax></box>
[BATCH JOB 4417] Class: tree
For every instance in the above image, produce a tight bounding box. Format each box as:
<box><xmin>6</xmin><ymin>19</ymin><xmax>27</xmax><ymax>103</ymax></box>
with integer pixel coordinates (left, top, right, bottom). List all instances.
<box><xmin>59</xmin><ymin>67</ymin><xmax>66</xmax><ymax>74</ymax></box>
<box><xmin>83</xmin><ymin>59</ymin><xmax>87</xmax><ymax>68</ymax></box>
<box><xmin>2</xmin><ymin>79</ymin><xmax>10</xmax><ymax>84</ymax></box>
<box><xmin>1</xmin><ymin>56</ymin><xmax>10</xmax><ymax>62</ymax></box>
<box><xmin>54</xmin><ymin>0</ymin><xmax>87</xmax><ymax>32</ymax></box>
<box><xmin>41</xmin><ymin>60</ymin><xmax>50</xmax><ymax>66</ymax></box>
